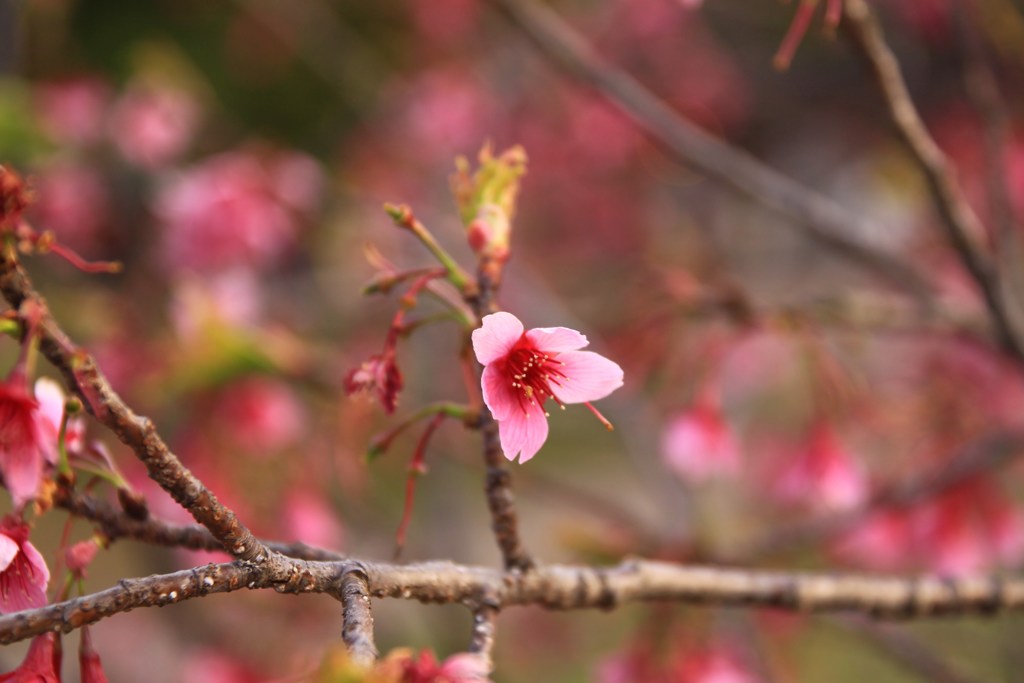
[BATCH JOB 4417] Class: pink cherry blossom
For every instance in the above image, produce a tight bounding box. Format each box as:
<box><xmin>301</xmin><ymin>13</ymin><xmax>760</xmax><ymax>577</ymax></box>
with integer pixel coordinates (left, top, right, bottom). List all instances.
<box><xmin>833</xmin><ymin>509</ymin><xmax>914</xmax><ymax>573</ymax></box>
<box><xmin>661</xmin><ymin>399</ymin><xmax>740</xmax><ymax>483</ymax></box>
<box><xmin>0</xmin><ymin>370</ymin><xmax>56</xmax><ymax>508</ymax></box>
<box><xmin>0</xmin><ymin>633</ymin><xmax>60</xmax><ymax>682</ymax></box>
<box><xmin>28</xmin><ymin>161</ymin><xmax>110</xmax><ymax>256</ymax></box>
<box><xmin>472</xmin><ymin>312</ymin><xmax>624</xmax><ymax>463</ymax></box>
<box><xmin>0</xmin><ymin>517</ymin><xmax>50</xmax><ymax>613</ymax></box>
<box><xmin>397</xmin><ymin>650</ymin><xmax>492</xmax><ymax>683</ymax></box>
<box><xmin>774</xmin><ymin>423</ymin><xmax>867</xmax><ymax>511</ymax></box>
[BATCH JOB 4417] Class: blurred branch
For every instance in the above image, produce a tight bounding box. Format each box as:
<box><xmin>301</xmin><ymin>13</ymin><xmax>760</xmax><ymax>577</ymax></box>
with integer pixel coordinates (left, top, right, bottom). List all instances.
<box><xmin>730</xmin><ymin>429</ymin><xmax>1024</xmax><ymax>562</ymax></box>
<box><xmin>56</xmin><ymin>487</ymin><xmax>345</xmax><ymax>562</ymax></box>
<box><xmin>5</xmin><ymin>555</ymin><xmax>1024</xmax><ymax>645</ymax></box>
<box><xmin>834</xmin><ymin>615</ymin><xmax>984</xmax><ymax>683</ymax></box>
<box><xmin>957</xmin><ymin>4</ymin><xmax>1020</xmax><ymax>246</ymax></box>
<box><xmin>341</xmin><ymin>569</ymin><xmax>378</xmax><ymax>667</ymax></box>
<box><xmin>484</xmin><ymin>0</ymin><xmax>934</xmax><ymax>300</ymax></box>
<box><xmin>843</xmin><ymin>0</ymin><xmax>1024</xmax><ymax>362</ymax></box>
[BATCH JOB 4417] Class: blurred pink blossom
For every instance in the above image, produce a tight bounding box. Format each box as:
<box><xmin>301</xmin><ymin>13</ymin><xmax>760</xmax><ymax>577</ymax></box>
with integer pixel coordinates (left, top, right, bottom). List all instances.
<box><xmin>774</xmin><ymin>422</ymin><xmax>867</xmax><ymax>511</ymax></box>
<box><xmin>400</xmin><ymin>68</ymin><xmax>494</xmax><ymax>157</ymax></box>
<box><xmin>110</xmin><ymin>85</ymin><xmax>199</xmax><ymax>168</ymax></box>
<box><xmin>914</xmin><ymin>482</ymin><xmax>1024</xmax><ymax>577</ymax></box>
<box><xmin>29</xmin><ymin>161</ymin><xmax>110</xmax><ymax>256</ymax></box>
<box><xmin>156</xmin><ymin>150</ymin><xmax>321</xmax><ymax>273</ymax></box>
<box><xmin>34</xmin><ymin>77</ymin><xmax>110</xmax><ymax>146</ymax></box>
<box><xmin>0</xmin><ymin>633</ymin><xmax>60</xmax><ymax>682</ymax></box>
<box><xmin>674</xmin><ymin>648</ymin><xmax>760</xmax><ymax>683</ymax></box>
<box><xmin>472</xmin><ymin>312</ymin><xmax>624</xmax><ymax>463</ymax></box>
<box><xmin>282</xmin><ymin>492</ymin><xmax>345</xmax><ymax>549</ymax></box>
<box><xmin>834</xmin><ymin>509</ymin><xmax>914</xmax><ymax>573</ymax></box>
<box><xmin>169</xmin><ymin>271</ymin><xmax>264</xmax><ymax>342</ymax></box>
<box><xmin>0</xmin><ymin>517</ymin><xmax>49</xmax><ymax>614</ymax></box>
<box><xmin>397</xmin><ymin>650</ymin><xmax>492</xmax><ymax>682</ymax></box>
<box><xmin>35</xmin><ymin>377</ymin><xmax>85</xmax><ymax>456</ymax></box>
<box><xmin>212</xmin><ymin>377</ymin><xmax>306</xmax><ymax>455</ymax></box>
<box><xmin>661</xmin><ymin>394</ymin><xmax>740</xmax><ymax>483</ymax></box>
<box><xmin>0</xmin><ymin>369</ymin><xmax>56</xmax><ymax>509</ymax></box>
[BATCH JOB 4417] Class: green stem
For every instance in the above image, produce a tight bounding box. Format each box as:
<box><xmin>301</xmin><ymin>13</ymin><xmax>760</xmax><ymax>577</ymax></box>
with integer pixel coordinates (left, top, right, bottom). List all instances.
<box><xmin>368</xmin><ymin>401</ymin><xmax>470</xmax><ymax>460</ymax></box>
<box><xmin>384</xmin><ymin>203</ymin><xmax>474</xmax><ymax>294</ymax></box>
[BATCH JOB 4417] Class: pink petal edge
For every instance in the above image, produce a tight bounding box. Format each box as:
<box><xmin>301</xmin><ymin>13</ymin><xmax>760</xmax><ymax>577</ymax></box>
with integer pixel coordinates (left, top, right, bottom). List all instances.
<box><xmin>525</xmin><ymin>326</ymin><xmax>589</xmax><ymax>353</ymax></box>
<box><xmin>472</xmin><ymin>312</ymin><xmax>524</xmax><ymax>364</ymax></box>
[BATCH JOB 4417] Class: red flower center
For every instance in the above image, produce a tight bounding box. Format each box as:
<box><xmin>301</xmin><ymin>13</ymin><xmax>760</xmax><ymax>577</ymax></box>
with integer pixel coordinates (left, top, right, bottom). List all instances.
<box><xmin>505</xmin><ymin>337</ymin><xmax>567</xmax><ymax>414</ymax></box>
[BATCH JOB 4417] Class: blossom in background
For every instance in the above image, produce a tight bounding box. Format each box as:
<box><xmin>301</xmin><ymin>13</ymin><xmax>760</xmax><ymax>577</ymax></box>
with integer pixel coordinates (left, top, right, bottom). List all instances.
<box><xmin>0</xmin><ymin>517</ymin><xmax>49</xmax><ymax>613</ymax></box>
<box><xmin>281</xmin><ymin>491</ymin><xmax>345</xmax><ymax>550</ymax></box>
<box><xmin>661</xmin><ymin>395</ymin><xmax>740</xmax><ymax>483</ymax></box>
<box><xmin>211</xmin><ymin>377</ymin><xmax>307</xmax><ymax>455</ymax></box>
<box><xmin>0</xmin><ymin>633</ymin><xmax>60</xmax><ymax>682</ymax></box>
<box><xmin>156</xmin><ymin>149</ymin><xmax>321</xmax><ymax>274</ymax></box>
<box><xmin>387</xmin><ymin>649</ymin><xmax>492</xmax><ymax>683</ymax></box>
<box><xmin>674</xmin><ymin>647</ymin><xmax>760</xmax><ymax>683</ymax></box>
<box><xmin>0</xmin><ymin>369</ymin><xmax>56</xmax><ymax>508</ymax></box>
<box><xmin>28</xmin><ymin>161</ymin><xmax>110</xmax><ymax>257</ymax></box>
<box><xmin>472</xmin><ymin>312</ymin><xmax>624</xmax><ymax>463</ymax></box>
<box><xmin>833</xmin><ymin>509</ymin><xmax>913</xmax><ymax>573</ymax></box>
<box><xmin>914</xmin><ymin>482</ymin><xmax>1024</xmax><ymax>577</ymax></box>
<box><xmin>774</xmin><ymin>422</ymin><xmax>867</xmax><ymax>511</ymax></box>
<box><xmin>33</xmin><ymin>77</ymin><xmax>109</xmax><ymax>146</ymax></box>
<box><xmin>110</xmin><ymin>84</ymin><xmax>199</xmax><ymax>168</ymax></box>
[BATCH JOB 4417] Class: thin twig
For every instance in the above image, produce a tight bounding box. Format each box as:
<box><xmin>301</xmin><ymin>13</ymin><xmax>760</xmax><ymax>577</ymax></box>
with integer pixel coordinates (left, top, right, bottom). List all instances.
<box><xmin>483</xmin><ymin>0</ymin><xmax>934</xmax><ymax>300</ymax></box>
<box><xmin>843</xmin><ymin>0</ymin><xmax>1023</xmax><ymax>362</ymax></box>
<box><xmin>5</xmin><ymin>556</ymin><xmax>1024</xmax><ymax>645</ymax></box>
<box><xmin>341</xmin><ymin>569</ymin><xmax>378</xmax><ymax>667</ymax></box>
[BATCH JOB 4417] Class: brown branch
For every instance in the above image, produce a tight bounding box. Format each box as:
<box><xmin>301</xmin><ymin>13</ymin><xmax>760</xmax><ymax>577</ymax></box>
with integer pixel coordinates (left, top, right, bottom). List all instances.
<box><xmin>468</xmin><ymin>270</ymin><xmax>534</xmax><ymax>572</ymax></box>
<box><xmin>341</xmin><ymin>569</ymin><xmax>378</xmax><ymax>667</ymax></box>
<box><xmin>483</xmin><ymin>0</ymin><xmax>934</xmax><ymax>301</ymax></box>
<box><xmin>842</xmin><ymin>0</ymin><xmax>1023</xmax><ymax>362</ymax></box>
<box><xmin>0</xmin><ymin>250</ymin><xmax>270</xmax><ymax>563</ymax></box>
<box><xmin>5</xmin><ymin>556</ymin><xmax>1024</xmax><ymax>645</ymax></box>
<box><xmin>467</xmin><ymin>597</ymin><xmax>500</xmax><ymax>673</ymax></box>
<box><xmin>730</xmin><ymin>429</ymin><xmax>1024</xmax><ymax>562</ymax></box>
<box><xmin>834</xmin><ymin>615</ymin><xmax>984</xmax><ymax>683</ymax></box>
<box><xmin>56</xmin><ymin>487</ymin><xmax>344</xmax><ymax>562</ymax></box>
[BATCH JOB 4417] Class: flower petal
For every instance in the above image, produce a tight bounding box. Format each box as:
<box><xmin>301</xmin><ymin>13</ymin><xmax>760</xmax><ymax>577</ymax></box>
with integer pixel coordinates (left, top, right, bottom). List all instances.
<box><xmin>2</xmin><ymin>442</ymin><xmax>44</xmax><ymax>509</ymax></box>
<box><xmin>548</xmin><ymin>350</ymin><xmax>624</xmax><ymax>404</ymax></box>
<box><xmin>481</xmin><ymin>363</ymin><xmax>515</xmax><ymax>421</ymax></box>
<box><xmin>525</xmin><ymin>326</ymin><xmax>589</xmax><ymax>353</ymax></box>
<box><xmin>472</xmin><ymin>312</ymin><xmax>523</xmax><ymax>365</ymax></box>
<box><xmin>33</xmin><ymin>378</ymin><xmax>65</xmax><ymax>439</ymax></box>
<box><xmin>0</xmin><ymin>534</ymin><xmax>17</xmax><ymax>573</ymax></box>
<box><xmin>497</xmin><ymin>401</ymin><xmax>549</xmax><ymax>463</ymax></box>
<box><xmin>18</xmin><ymin>538</ymin><xmax>50</xmax><ymax>588</ymax></box>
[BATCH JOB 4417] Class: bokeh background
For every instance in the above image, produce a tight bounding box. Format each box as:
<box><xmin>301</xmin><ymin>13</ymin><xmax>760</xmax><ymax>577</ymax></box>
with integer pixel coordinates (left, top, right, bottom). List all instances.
<box><xmin>3</xmin><ymin>0</ymin><xmax>1024</xmax><ymax>680</ymax></box>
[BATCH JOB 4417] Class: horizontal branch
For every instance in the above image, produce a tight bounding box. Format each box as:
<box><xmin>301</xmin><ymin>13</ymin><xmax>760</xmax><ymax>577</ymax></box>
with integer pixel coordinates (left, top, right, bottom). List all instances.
<box><xmin>4</xmin><ymin>556</ymin><xmax>1024</xmax><ymax>645</ymax></box>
